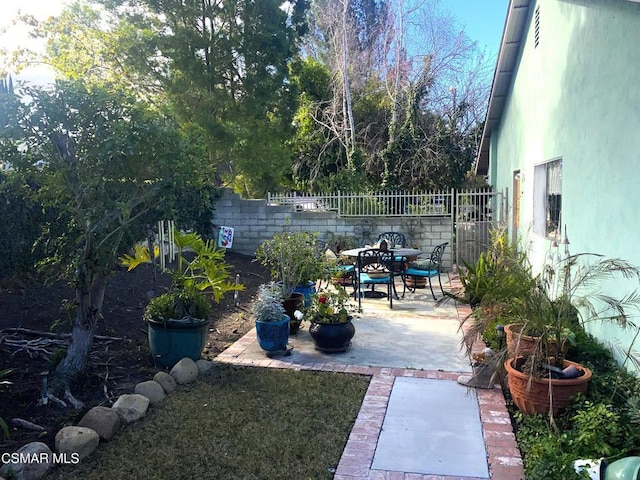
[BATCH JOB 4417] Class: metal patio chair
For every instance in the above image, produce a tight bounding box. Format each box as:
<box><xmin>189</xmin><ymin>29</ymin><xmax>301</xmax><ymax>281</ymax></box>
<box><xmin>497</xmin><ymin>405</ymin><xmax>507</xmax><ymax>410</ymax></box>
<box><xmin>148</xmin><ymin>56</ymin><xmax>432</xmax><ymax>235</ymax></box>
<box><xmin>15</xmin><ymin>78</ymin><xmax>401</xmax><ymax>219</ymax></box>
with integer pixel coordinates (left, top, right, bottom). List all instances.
<box><xmin>354</xmin><ymin>248</ymin><xmax>395</xmax><ymax>309</ymax></box>
<box><xmin>376</xmin><ymin>232</ymin><xmax>407</xmax><ymax>248</ymax></box>
<box><xmin>401</xmin><ymin>242</ymin><xmax>448</xmax><ymax>300</ymax></box>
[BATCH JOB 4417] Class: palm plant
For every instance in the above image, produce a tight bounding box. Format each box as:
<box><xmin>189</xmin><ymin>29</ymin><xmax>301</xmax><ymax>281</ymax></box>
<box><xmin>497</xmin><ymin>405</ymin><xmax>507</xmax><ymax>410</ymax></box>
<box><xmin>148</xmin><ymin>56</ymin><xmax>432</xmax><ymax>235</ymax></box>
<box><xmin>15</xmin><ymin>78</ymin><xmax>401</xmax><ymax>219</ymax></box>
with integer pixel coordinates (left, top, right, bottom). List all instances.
<box><xmin>461</xmin><ymin>228</ymin><xmax>640</xmax><ymax>378</ymax></box>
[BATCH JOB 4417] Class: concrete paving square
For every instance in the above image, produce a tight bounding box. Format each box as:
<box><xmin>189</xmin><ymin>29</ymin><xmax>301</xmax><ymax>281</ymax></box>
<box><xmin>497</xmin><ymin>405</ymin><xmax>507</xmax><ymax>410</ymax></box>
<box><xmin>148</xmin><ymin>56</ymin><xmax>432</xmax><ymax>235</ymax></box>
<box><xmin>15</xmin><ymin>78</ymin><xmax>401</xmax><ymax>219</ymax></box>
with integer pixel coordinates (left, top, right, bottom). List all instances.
<box><xmin>371</xmin><ymin>377</ymin><xmax>489</xmax><ymax>478</ymax></box>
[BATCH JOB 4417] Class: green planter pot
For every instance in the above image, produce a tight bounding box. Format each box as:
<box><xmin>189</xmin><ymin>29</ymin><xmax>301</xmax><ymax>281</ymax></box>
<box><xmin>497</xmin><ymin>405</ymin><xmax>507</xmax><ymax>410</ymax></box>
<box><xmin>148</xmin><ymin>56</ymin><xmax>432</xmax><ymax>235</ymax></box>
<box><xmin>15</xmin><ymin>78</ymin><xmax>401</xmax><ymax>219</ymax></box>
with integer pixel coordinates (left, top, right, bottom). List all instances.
<box><xmin>147</xmin><ymin>317</ymin><xmax>210</xmax><ymax>369</ymax></box>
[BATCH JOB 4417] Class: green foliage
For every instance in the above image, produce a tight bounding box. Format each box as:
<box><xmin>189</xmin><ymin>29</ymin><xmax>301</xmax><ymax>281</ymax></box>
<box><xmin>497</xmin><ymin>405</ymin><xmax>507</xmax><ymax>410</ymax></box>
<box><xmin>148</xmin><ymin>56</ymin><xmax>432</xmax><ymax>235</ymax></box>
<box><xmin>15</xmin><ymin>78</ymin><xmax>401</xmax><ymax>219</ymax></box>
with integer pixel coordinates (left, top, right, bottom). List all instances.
<box><xmin>2</xmin><ymin>80</ymin><xmax>216</xmax><ymax>281</ymax></box>
<box><xmin>144</xmin><ymin>290</ymin><xmax>211</xmax><ymax>322</ymax></box>
<box><xmin>571</xmin><ymin>401</ymin><xmax>621</xmax><ymax>457</ymax></box>
<box><xmin>0</xmin><ymin>171</ymin><xmax>48</xmax><ymax>278</ymax></box>
<box><xmin>255</xmin><ymin>230</ymin><xmax>326</xmax><ymax>297</ymax></box>
<box><xmin>2</xmin><ymin>76</ymin><xmax>217</xmax><ymax>381</ymax></box>
<box><xmin>121</xmin><ymin>228</ymin><xmax>243</xmax><ymax>321</ymax></box>
<box><xmin>305</xmin><ymin>287</ymin><xmax>358</xmax><ymax>324</ymax></box>
<box><xmin>251</xmin><ymin>282</ymin><xmax>286</xmax><ymax>323</ymax></box>
<box><xmin>513</xmin><ymin>332</ymin><xmax>640</xmax><ymax>478</ymax></box>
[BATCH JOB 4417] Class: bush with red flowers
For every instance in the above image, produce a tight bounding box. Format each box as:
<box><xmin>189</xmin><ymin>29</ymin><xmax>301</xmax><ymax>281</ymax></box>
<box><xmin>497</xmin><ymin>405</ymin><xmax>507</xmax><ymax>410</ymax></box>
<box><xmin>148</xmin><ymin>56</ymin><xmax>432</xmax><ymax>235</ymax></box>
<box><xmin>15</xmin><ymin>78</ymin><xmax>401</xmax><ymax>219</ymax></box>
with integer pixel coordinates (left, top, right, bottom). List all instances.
<box><xmin>304</xmin><ymin>287</ymin><xmax>359</xmax><ymax>324</ymax></box>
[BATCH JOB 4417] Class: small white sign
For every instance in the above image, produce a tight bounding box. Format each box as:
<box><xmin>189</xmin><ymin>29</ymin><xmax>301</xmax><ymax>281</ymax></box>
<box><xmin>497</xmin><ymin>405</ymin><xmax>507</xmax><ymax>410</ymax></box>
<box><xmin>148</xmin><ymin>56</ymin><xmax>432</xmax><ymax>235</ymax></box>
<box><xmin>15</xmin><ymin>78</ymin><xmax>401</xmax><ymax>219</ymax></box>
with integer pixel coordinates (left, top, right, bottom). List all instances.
<box><xmin>218</xmin><ymin>226</ymin><xmax>234</xmax><ymax>249</ymax></box>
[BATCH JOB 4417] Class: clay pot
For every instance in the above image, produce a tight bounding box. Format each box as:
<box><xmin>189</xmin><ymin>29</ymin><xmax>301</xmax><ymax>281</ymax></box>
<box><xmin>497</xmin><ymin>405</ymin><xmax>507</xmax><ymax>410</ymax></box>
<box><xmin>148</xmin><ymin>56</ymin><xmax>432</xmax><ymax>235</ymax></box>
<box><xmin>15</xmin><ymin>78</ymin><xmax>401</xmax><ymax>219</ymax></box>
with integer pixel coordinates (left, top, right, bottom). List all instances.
<box><xmin>504</xmin><ymin>323</ymin><xmax>564</xmax><ymax>359</ymax></box>
<box><xmin>505</xmin><ymin>357</ymin><xmax>592</xmax><ymax>415</ymax></box>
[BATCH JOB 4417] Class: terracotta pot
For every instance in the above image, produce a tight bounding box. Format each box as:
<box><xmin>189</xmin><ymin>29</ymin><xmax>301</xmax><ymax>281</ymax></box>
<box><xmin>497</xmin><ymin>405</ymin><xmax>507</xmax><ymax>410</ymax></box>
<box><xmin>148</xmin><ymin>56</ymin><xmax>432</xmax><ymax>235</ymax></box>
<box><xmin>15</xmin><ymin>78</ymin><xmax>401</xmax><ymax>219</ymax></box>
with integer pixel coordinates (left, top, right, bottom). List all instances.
<box><xmin>504</xmin><ymin>323</ymin><xmax>563</xmax><ymax>359</ymax></box>
<box><xmin>505</xmin><ymin>357</ymin><xmax>592</xmax><ymax>415</ymax></box>
<box><xmin>404</xmin><ymin>276</ymin><xmax>427</xmax><ymax>288</ymax></box>
<box><xmin>332</xmin><ymin>275</ymin><xmax>353</xmax><ymax>286</ymax></box>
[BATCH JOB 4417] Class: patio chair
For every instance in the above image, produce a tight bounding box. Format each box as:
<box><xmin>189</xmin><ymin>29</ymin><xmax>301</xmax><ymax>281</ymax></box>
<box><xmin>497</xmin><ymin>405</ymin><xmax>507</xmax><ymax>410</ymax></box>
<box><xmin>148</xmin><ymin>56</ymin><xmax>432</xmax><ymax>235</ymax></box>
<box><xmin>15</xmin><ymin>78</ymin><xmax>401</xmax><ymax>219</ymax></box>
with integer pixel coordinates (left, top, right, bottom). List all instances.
<box><xmin>319</xmin><ymin>248</ymin><xmax>355</xmax><ymax>289</ymax></box>
<box><xmin>354</xmin><ymin>248</ymin><xmax>395</xmax><ymax>309</ymax></box>
<box><xmin>401</xmin><ymin>242</ymin><xmax>448</xmax><ymax>300</ymax></box>
<box><xmin>376</xmin><ymin>232</ymin><xmax>407</xmax><ymax>248</ymax></box>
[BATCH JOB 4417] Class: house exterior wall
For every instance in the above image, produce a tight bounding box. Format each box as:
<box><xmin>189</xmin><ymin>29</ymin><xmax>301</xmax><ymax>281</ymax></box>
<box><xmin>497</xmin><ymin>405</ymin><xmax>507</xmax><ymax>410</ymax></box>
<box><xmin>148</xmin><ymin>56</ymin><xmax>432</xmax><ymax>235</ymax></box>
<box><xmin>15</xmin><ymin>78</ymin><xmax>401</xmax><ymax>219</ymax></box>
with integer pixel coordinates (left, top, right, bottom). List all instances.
<box><xmin>488</xmin><ymin>0</ymin><xmax>640</xmax><ymax>361</ymax></box>
<box><xmin>212</xmin><ymin>189</ymin><xmax>454</xmax><ymax>270</ymax></box>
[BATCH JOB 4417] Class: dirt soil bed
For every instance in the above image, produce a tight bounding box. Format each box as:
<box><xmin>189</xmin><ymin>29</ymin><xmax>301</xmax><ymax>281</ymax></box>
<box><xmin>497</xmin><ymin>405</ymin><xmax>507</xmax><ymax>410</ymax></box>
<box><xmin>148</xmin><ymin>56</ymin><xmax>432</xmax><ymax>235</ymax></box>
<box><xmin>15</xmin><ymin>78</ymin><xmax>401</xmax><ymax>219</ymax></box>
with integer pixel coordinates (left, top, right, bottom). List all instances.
<box><xmin>0</xmin><ymin>252</ymin><xmax>268</xmax><ymax>453</ymax></box>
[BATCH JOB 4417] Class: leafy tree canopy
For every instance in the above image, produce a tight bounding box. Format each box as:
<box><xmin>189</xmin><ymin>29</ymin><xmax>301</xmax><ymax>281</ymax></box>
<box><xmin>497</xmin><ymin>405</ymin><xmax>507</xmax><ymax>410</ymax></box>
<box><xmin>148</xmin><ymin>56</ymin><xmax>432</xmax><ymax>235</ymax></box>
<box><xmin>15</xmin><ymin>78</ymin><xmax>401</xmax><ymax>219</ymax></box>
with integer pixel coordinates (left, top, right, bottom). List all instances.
<box><xmin>0</xmin><ymin>79</ymin><xmax>217</xmax><ymax>395</ymax></box>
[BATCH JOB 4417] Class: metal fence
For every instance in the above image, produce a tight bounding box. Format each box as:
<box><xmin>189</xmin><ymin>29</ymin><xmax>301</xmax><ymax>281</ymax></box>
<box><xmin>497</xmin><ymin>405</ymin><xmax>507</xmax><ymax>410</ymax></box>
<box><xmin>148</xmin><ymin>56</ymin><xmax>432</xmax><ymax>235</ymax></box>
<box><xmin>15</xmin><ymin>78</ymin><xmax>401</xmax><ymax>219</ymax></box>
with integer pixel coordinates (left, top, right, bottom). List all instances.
<box><xmin>267</xmin><ymin>188</ymin><xmax>507</xmax><ymax>266</ymax></box>
<box><xmin>267</xmin><ymin>190</ymin><xmax>455</xmax><ymax>217</ymax></box>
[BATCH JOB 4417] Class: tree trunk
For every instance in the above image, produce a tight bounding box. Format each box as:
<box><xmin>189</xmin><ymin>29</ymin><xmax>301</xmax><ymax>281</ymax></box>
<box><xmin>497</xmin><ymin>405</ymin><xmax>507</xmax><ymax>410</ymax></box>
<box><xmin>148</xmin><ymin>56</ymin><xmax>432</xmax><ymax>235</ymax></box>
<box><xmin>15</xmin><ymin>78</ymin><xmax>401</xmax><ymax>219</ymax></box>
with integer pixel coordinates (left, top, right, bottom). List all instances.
<box><xmin>341</xmin><ymin>0</ymin><xmax>356</xmax><ymax>166</ymax></box>
<box><xmin>50</xmin><ymin>262</ymin><xmax>106</xmax><ymax>402</ymax></box>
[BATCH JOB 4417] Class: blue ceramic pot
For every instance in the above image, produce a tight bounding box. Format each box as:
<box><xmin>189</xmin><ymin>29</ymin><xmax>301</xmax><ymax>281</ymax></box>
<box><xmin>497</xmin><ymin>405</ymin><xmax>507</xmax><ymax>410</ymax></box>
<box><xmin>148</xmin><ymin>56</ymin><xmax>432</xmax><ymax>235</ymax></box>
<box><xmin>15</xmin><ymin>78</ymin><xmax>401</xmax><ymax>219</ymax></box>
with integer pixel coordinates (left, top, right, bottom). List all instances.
<box><xmin>255</xmin><ymin>315</ymin><xmax>290</xmax><ymax>352</ymax></box>
<box><xmin>293</xmin><ymin>281</ymin><xmax>317</xmax><ymax>307</ymax></box>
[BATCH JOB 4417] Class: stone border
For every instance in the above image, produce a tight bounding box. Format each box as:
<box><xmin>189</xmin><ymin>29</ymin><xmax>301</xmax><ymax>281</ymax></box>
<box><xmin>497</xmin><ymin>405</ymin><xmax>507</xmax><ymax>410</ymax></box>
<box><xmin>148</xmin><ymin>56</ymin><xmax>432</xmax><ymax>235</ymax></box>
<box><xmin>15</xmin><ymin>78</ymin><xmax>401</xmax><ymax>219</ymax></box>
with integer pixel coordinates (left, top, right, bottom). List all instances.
<box><xmin>0</xmin><ymin>357</ymin><xmax>214</xmax><ymax>480</ymax></box>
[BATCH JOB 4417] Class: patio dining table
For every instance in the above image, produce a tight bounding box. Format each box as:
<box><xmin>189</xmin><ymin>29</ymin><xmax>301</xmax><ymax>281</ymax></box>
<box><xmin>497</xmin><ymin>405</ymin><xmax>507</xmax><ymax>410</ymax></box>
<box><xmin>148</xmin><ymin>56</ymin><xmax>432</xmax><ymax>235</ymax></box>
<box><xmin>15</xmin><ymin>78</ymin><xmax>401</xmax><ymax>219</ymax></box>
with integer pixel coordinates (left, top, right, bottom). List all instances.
<box><xmin>340</xmin><ymin>247</ymin><xmax>422</xmax><ymax>300</ymax></box>
<box><xmin>340</xmin><ymin>247</ymin><xmax>422</xmax><ymax>258</ymax></box>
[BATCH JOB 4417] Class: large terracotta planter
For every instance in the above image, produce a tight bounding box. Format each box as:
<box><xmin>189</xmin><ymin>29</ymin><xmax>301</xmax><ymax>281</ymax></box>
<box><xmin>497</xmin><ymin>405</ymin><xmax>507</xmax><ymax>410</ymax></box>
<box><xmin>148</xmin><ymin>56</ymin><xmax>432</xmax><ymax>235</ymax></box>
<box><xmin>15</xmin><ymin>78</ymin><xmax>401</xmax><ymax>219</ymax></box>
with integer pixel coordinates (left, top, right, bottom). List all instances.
<box><xmin>505</xmin><ymin>323</ymin><xmax>563</xmax><ymax>359</ymax></box>
<box><xmin>505</xmin><ymin>357</ymin><xmax>592</xmax><ymax>415</ymax></box>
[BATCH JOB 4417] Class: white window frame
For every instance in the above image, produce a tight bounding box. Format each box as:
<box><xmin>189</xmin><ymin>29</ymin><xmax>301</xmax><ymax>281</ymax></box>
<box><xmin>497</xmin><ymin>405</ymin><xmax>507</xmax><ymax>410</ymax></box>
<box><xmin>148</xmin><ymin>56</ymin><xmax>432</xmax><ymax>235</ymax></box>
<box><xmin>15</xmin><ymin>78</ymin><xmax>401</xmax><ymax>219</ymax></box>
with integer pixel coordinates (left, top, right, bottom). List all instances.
<box><xmin>533</xmin><ymin>158</ymin><xmax>562</xmax><ymax>238</ymax></box>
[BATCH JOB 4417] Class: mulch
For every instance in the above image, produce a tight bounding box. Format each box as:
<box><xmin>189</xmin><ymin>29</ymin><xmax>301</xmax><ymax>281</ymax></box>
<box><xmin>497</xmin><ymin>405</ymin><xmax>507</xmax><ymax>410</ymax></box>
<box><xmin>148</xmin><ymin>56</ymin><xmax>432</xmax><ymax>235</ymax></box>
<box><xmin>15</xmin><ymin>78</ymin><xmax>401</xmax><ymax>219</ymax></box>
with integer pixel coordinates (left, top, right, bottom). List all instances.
<box><xmin>0</xmin><ymin>251</ymin><xmax>268</xmax><ymax>453</ymax></box>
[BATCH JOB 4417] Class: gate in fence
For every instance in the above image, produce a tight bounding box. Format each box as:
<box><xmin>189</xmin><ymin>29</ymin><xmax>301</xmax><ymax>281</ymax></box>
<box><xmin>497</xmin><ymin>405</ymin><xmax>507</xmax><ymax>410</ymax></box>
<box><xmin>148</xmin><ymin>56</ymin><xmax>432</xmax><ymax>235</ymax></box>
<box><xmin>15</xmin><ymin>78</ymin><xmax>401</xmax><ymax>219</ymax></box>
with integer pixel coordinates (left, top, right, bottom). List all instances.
<box><xmin>454</xmin><ymin>188</ymin><xmax>507</xmax><ymax>266</ymax></box>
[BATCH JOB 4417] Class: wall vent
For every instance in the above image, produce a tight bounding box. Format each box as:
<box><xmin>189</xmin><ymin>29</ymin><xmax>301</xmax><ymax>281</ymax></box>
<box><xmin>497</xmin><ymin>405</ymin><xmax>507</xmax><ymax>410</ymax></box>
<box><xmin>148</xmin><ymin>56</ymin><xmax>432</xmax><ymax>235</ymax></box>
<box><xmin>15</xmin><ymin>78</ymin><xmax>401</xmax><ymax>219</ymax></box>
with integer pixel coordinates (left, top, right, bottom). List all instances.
<box><xmin>534</xmin><ymin>6</ymin><xmax>540</xmax><ymax>48</ymax></box>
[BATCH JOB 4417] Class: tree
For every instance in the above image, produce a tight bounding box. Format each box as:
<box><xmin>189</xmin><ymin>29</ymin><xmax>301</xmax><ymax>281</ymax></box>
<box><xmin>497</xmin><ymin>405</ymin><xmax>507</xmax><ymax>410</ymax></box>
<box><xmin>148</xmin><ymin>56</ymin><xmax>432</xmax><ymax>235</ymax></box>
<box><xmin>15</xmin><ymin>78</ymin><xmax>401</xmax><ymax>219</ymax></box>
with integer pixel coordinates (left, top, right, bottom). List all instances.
<box><xmin>0</xmin><ymin>80</ymin><xmax>214</xmax><ymax>403</ymax></box>
<box><xmin>296</xmin><ymin>0</ymin><xmax>491</xmax><ymax>191</ymax></box>
<box><xmin>10</xmin><ymin>0</ymin><xmax>309</xmax><ymax>198</ymax></box>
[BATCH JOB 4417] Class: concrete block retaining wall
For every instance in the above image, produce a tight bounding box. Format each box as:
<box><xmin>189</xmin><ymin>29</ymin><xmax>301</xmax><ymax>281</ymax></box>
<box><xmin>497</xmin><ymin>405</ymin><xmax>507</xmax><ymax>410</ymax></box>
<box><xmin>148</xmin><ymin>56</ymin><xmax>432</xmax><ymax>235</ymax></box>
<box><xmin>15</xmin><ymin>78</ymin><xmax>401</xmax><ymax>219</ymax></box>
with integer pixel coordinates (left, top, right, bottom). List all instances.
<box><xmin>212</xmin><ymin>189</ymin><xmax>453</xmax><ymax>270</ymax></box>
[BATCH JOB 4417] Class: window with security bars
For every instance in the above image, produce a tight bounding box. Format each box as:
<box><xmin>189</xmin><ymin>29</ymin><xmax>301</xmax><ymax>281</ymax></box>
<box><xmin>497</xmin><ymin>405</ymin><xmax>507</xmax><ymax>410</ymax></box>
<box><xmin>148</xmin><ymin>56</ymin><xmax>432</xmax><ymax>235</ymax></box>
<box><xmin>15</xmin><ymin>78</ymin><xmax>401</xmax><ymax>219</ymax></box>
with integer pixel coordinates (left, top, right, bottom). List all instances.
<box><xmin>533</xmin><ymin>159</ymin><xmax>562</xmax><ymax>238</ymax></box>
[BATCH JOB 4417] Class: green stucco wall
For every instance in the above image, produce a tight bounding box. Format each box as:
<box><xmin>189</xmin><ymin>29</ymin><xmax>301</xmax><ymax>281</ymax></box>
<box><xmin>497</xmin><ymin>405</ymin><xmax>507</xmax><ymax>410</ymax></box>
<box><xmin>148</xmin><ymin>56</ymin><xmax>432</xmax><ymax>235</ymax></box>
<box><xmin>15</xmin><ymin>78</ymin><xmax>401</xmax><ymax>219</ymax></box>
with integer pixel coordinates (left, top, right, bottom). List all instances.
<box><xmin>489</xmin><ymin>0</ymin><xmax>640</xmax><ymax>363</ymax></box>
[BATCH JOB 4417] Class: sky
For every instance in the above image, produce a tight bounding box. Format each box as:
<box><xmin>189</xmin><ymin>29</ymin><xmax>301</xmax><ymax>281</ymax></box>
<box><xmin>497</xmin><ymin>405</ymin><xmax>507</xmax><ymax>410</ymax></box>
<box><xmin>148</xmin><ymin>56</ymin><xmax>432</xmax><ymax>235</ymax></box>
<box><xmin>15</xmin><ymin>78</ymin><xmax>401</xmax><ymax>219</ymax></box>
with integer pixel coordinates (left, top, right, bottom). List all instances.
<box><xmin>0</xmin><ymin>0</ymin><xmax>509</xmax><ymax>85</ymax></box>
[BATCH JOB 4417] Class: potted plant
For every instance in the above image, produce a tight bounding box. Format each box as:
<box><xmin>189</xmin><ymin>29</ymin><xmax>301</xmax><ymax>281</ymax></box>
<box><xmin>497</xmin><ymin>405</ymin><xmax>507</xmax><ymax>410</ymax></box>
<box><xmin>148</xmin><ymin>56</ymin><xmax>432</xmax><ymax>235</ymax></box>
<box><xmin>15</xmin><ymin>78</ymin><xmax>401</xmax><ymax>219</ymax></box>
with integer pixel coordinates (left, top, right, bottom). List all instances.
<box><xmin>255</xmin><ymin>230</ymin><xmax>327</xmax><ymax>333</ymax></box>
<box><xmin>304</xmin><ymin>287</ymin><xmax>359</xmax><ymax>352</ymax></box>
<box><xmin>251</xmin><ymin>282</ymin><xmax>290</xmax><ymax>355</ymax></box>
<box><xmin>460</xmin><ymin>227</ymin><xmax>640</xmax><ymax>416</ymax></box>
<box><xmin>494</xmin><ymin>254</ymin><xmax>637</xmax><ymax>415</ymax></box>
<box><xmin>121</xmin><ymin>229</ymin><xmax>243</xmax><ymax>368</ymax></box>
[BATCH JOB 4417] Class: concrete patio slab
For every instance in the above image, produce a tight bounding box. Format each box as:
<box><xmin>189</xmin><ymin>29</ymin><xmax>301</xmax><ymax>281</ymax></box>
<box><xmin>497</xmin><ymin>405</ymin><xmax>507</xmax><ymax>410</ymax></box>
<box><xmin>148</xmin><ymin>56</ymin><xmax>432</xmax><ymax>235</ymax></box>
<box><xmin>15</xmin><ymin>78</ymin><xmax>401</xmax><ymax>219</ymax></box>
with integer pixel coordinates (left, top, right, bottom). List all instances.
<box><xmin>234</xmin><ymin>312</ymin><xmax>472</xmax><ymax>372</ymax></box>
<box><xmin>371</xmin><ymin>377</ymin><xmax>489</xmax><ymax>478</ymax></box>
<box><xmin>227</xmin><ymin>276</ymin><xmax>472</xmax><ymax>372</ymax></box>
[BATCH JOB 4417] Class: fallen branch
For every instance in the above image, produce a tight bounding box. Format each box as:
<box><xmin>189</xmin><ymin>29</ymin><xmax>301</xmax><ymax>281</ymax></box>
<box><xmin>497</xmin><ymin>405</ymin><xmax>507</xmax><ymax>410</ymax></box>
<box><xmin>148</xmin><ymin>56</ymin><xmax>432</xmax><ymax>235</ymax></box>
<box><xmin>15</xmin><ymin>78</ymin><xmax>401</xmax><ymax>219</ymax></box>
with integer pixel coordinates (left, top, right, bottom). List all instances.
<box><xmin>1</xmin><ymin>328</ymin><xmax>123</xmax><ymax>342</ymax></box>
<box><xmin>10</xmin><ymin>418</ymin><xmax>46</xmax><ymax>432</ymax></box>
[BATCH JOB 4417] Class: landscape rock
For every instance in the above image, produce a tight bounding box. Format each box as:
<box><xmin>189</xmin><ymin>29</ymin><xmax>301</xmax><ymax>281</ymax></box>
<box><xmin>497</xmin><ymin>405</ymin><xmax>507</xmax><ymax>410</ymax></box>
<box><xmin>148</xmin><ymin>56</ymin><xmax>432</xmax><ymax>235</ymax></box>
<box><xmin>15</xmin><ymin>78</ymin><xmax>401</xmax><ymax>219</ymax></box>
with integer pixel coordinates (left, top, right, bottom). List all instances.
<box><xmin>0</xmin><ymin>442</ymin><xmax>52</xmax><ymax>480</ymax></box>
<box><xmin>170</xmin><ymin>358</ymin><xmax>199</xmax><ymax>384</ymax></box>
<box><xmin>153</xmin><ymin>371</ymin><xmax>177</xmax><ymax>393</ymax></box>
<box><xmin>55</xmin><ymin>426</ymin><xmax>100</xmax><ymax>460</ymax></box>
<box><xmin>111</xmin><ymin>394</ymin><xmax>150</xmax><ymax>424</ymax></box>
<box><xmin>134</xmin><ymin>380</ymin><xmax>166</xmax><ymax>406</ymax></box>
<box><xmin>196</xmin><ymin>359</ymin><xmax>214</xmax><ymax>375</ymax></box>
<box><xmin>77</xmin><ymin>406</ymin><xmax>122</xmax><ymax>441</ymax></box>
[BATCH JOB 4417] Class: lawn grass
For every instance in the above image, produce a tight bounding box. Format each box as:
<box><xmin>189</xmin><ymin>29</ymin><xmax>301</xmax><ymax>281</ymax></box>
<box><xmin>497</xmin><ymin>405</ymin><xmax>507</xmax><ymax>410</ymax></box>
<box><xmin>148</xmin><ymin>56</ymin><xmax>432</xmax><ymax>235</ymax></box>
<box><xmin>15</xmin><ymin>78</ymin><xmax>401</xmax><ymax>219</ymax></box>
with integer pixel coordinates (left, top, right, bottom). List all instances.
<box><xmin>48</xmin><ymin>364</ymin><xmax>370</xmax><ymax>480</ymax></box>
